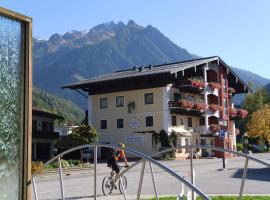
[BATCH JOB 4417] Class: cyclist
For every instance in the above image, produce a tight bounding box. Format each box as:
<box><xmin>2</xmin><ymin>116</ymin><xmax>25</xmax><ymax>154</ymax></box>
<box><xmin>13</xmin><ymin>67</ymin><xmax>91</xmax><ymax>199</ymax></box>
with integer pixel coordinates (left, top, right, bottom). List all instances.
<box><xmin>107</xmin><ymin>148</ymin><xmax>120</xmax><ymax>189</ymax></box>
<box><xmin>115</xmin><ymin>143</ymin><xmax>129</xmax><ymax>167</ymax></box>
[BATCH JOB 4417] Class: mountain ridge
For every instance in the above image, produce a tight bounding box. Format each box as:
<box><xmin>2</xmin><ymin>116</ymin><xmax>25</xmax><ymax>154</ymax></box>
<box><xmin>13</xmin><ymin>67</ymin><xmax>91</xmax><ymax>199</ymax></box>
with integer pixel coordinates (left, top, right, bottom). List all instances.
<box><xmin>33</xmin><ymin>20</ymin><xmax>270</xmax><ymax>107</ymax></box>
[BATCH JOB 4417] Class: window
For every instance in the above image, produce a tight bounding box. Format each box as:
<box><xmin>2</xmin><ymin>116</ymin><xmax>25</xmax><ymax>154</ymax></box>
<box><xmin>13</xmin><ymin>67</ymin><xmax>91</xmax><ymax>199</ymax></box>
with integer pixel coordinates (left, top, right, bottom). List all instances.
<box><xmin>199</xmin><ymin>118</ymin><xmax>205</xmax><ymax>126</ymax></box>
<box><xmin>116</xmin><ymin>96</ymin><xmax>124</xmax><ymax>107</ymax></box>
<box><xmin>174</xmin><ymin>93</ymin><xmax>181</xmax><ymax>101</ymax></box>
<box><xmin>146</xmin><ymin>116</ymin><xmax>153</xmax><ymax>127</ymax></box>
<box><xmin>172</xmin><ymin>116</ymin><xmax>177</xmax><ymax>126</ymax></box>
<box><xmin>100</xmin><ymin>98</ymin><xmax>108</xmax><ymax>109</ymax></box>
<box><xmin>180</xmin><ymin>118</ymin><xmax>184</xmax><ymax>125</ymax></box>
<box><xmin>144</xmin><ymin>93</ymin><xmax>154</xmax><ymax>104</ymax></box>
<box><xmin>100</xmin><ymin>120</ymin><xmax>107</xmax><ymax>129</ymax></box>
<box><xmin>187</xmin><ymin>117</ymin><xmax>192</xmax><ymax>127</ymax></box>
<box><xmin>117</xmin><ymin>118</ymin><xmax>124</xmax><ymax>128</ymax></box>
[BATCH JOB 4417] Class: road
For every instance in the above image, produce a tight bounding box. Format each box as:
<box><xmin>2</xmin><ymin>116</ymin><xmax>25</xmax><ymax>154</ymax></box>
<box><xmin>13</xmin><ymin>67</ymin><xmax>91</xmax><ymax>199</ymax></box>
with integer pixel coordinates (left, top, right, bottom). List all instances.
<box><xmin>32</xmin><ymin>153</ymin><xmax>270</xmax><ymax>200</ymax></box>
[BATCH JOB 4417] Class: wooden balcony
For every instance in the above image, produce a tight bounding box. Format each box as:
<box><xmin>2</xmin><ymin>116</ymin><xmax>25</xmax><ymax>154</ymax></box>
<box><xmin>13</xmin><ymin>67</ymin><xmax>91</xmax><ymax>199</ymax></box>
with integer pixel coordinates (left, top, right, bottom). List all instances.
<box><xmin>32</xmin><ymin>130</ymin><xmax>59</xmax><ymax>139</ymax></box>
<box><xmin>175</xmin><ymin>80</ymin><xmax>204</xmax><ymax>94</ymax></box>
<box><xmin>169</xmin><ymin>100</ymin><xmax>205</xmax><ymax>116</ymax></box>
<box><xmin>229</xmin><ymin>108</ymin><xmax>248</xmax><ymax>119</ymax></box>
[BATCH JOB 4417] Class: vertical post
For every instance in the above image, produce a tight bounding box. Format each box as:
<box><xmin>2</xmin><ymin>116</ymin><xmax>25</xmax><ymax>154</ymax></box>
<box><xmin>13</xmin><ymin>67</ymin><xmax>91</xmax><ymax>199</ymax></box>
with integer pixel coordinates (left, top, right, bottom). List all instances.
<box><xmin>32</xmin><ymin>177</ymin><xmax>38</xmax><ymax>200</ymax></box>
<box><xmin>203</xmin><ymin>64</ymin><xmax>209</xmax><ymax>134</ymax></box>
<box><xmin>94</xmin><ymin>146</ymin><xmax>97</xmax><ymax>200</ymax></box>
<box><xmin>189</xmin><ymin>146</ymin><xmax>195</xmax><ymax>200</ymax></box>
<box><xmin>137</xmin><ymin>160</ymin><xmax>146</xmax><ymax>200</ymax></box>
<box><xmin>222</xmin><ymin>153</ymin><xmax>226</xmax><ymax>170</ymax></box>
<box><xmin>119</xmin><ymin>176</ymin><xmax>127</xmax><ymax>200</ymax></box>
<box><xmin>149</xmin><ymin>161</ymin><xmax>159</xmax><ymax>200</ymax></box>
<box><xmin>58</xmin><ymin>156</ymin><xmax>64</xmax><ymax>200</ymax></box>
<box><xmin>239</xmin><ymin>158</ymin><xmax>249</xmax><ymax>200</ymax></box>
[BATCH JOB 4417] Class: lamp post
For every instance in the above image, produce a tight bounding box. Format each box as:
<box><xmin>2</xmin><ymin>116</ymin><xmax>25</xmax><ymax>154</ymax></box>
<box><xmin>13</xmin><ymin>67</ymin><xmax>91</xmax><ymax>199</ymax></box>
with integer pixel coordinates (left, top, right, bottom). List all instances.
<box><xmin>243</xmin><ymin>133</ymin><xmax>249</xmax><ymax>154</ymax></box>
<box><xmin>218</xmin><ymin>119</ymin><xmax>227</xmax><ymax>170</ymax></box>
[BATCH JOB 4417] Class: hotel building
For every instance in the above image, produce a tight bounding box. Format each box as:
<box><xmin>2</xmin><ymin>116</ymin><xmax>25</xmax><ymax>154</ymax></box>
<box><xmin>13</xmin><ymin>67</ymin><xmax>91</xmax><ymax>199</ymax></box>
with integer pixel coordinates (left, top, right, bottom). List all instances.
<box><xmin>63</xmin><ymin>56</ymin><xmax>250</xmax><ymax>158</ymax></box>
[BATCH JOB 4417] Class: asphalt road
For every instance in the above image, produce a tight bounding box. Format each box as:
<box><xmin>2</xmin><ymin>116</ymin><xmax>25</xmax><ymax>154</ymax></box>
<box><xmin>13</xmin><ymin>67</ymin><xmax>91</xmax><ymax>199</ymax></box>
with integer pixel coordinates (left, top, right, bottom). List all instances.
<box><xmin>32</xmin><ymin>153</ymin><xmax>270</xmax><ymax>200</ymax></box>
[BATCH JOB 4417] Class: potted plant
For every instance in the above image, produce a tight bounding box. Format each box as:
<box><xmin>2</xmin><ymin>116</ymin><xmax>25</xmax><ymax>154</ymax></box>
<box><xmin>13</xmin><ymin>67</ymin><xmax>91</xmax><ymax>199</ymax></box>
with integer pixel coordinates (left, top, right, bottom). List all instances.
<box><xmin>229</xmin><ymin>107</ymin><xmax>238</xmax><ymax>116</ymax></box>
<box><xmin>228</xmin><ymin>87</ymin><xmax>236</xmax><ymax>95</ymax></box>
<box><xmin>179</xmin><ymin>100</ymin><xmax>193</xmax><ymax>109</ymax></box>
<box><xmin>208</xmin><ymin>82</ymin><xmax>221</xmax><ymax>91</ymax></box>
<box><xmin>194</xmin><ymin>103</ymin><xmax>206</xmax><ymax>111</ymax></box>
<box><xmin>209</xmin><ymin>124</ymin><xmax>220</xmax><ymax>133</ymax></box>
<box><xmin>238</xmin><ymin>109</ymin><xmax>248</xmax><ymax>118</ymax></box>
<box><xmin>209</xmin><ymin>104</ymin><xmax>220</xmax><ymax>113</ymax></box>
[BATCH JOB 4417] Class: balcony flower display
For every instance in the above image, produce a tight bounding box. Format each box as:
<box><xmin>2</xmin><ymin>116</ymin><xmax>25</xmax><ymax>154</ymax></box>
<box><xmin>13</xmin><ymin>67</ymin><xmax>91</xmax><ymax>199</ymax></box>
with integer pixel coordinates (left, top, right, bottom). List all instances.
<box><xmin>238</xmin><ymin>109</ymin><xmax>248</xmax><ymax>118</ymax></box>
<box><xmin>208</xmin><ymin>82</ymin><xmax>221</xmax><ymax>91</ymax></box>
<box><xmin>209</xmin><ymin>124</ymin><xmax>220</xmax><ymax>133</ymax></box>
<box><xmin>229</xmin><ymin>107</ymin><xmax>238</xmax><ymax>117</ymax></box>
<box><xmin>179</xmin><ymin>100</ymin><xmax>194</xmax><ymax>109</ymax></box>
<box><xmin>193</xmin><ymin>103</ymin><xmax>206</xmax><ymax>111</ymax></box>
<box><xmin>208</xmin><ymin>104</ymin><xmax>220</xmax><ymax>113</ymax></box>
<box><xmin>183</xmin><ymin>79</ymin><xmax>205</xmax><ymax>89</ymax></box>
<box><xmin>228</xmin><ymin>87</ymin><xmax>236</xmax><ymax>95</ymax></box>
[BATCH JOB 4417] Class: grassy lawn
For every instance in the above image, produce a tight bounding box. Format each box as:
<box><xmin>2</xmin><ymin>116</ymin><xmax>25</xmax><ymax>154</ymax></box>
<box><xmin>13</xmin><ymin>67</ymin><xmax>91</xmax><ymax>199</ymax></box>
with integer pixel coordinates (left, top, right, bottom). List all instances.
<box><xmin>147</xmin><ymin>196</ymin><xmax>270</xmax><ymax>200</ymax></box>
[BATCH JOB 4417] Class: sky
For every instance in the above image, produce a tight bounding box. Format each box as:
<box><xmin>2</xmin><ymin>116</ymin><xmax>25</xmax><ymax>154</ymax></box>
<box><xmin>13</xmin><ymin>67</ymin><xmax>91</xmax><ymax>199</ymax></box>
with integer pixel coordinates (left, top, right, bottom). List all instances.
<box><xmin>1</xmin><ymin>0</ymin><xmax>270</xmax><ymax>79</ymax></box>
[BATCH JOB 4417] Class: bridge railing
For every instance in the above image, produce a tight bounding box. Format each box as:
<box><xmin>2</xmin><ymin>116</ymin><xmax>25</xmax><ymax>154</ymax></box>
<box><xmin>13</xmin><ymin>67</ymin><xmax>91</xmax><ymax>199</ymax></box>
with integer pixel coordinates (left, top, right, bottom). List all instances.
<box><xmin>31</xmin><ymin>144</ymin><xmax>270</xmax><ymax>200</ymax></box>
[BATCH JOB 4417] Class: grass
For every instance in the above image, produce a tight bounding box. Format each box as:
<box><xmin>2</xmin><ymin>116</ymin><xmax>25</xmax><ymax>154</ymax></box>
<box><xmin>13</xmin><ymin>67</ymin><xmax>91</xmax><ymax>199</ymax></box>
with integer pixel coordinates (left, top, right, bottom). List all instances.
<box><xmin>147</xmin><ymin>196</ymin><xmax>270</xmax><ymax>200</ymax></box>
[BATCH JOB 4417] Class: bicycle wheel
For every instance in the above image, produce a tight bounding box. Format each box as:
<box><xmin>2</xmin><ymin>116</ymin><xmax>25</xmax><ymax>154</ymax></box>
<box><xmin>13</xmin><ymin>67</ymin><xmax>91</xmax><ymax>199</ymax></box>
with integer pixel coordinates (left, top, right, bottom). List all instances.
<box><xmin>102</xmin><ymin>176</ymin><xmax>113</xmax><ymax>196</ymax></box>
<box><xmin>118</xmin><ymin>175</ymin><xmax>127</xmax><ymax>194</ymax></box>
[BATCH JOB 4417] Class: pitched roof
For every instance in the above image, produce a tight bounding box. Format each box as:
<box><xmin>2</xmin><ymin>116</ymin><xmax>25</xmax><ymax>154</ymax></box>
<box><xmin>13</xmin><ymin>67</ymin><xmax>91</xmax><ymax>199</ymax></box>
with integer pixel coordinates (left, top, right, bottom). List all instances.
<box><xmin>62</xmin><ymin>56</ymin><xmax>251</xmax><ymax>93</ymax></box>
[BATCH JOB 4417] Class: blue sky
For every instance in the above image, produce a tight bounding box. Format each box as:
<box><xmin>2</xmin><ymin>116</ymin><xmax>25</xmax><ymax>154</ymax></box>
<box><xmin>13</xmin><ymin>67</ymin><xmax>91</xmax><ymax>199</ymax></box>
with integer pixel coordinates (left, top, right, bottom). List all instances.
<box><xmin>1</xmin><ymin>0</ymin><xmax>270</xmax><ymax>79</ymax></box>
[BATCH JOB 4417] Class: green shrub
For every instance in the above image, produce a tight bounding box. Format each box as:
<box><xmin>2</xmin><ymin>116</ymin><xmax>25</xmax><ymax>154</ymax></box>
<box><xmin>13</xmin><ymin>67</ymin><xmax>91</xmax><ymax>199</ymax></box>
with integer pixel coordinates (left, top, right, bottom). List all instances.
<box><xmin>236</xmin><ymin>143</ymin><xmax>243</xmax><ymax>152</ymax></box>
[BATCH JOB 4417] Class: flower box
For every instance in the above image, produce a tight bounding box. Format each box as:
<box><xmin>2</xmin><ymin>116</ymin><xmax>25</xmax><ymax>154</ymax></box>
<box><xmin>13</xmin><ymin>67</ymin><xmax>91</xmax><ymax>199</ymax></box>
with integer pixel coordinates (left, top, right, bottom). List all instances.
<box><xmin>208</xmin><ymin>82</ymin><xmax>221</xmax><ymax>91</ymax></box>
<box><xmin>209</xmin><ymin>124</ymin><xmax>220</xmax><ymax>133</ymax></box>
<box><xmin>183</xmin><ymin>79</ymin><xmax>205</xmax><ymax>89</ymax></box>
<box><xmin>229</xmin><ymin>107</ymin><xmax>238</xmax><ymax>116</ymax></box>
<box><xmin>179</xmin><ymin>100</ymin><xmax>194</xmax><ymax>109</ymax></box>
<box><xmin>238</xmin><ymin>109</ymin><xmax>248</xmax><ymax>118</ymax></box>
<box><xmin>209</xmin><ymin>104</ymin><xmax>220</xmax><ymax>113</ymax></box>
<box><xmin>228</xmin><ymin>87</ymin><xmax>236</xmax><ymax>95</ymax></box>
<box><xmin>194</xmin><ymin>103</ymin><xmax>206</xmax><ymax>111</ymax></box>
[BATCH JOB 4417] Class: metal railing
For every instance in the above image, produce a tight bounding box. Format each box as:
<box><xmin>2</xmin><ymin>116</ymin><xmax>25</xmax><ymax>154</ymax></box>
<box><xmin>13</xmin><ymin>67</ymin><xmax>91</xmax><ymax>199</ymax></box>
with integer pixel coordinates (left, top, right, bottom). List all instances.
<box><xmin>31</xmin><ymin>144</ymin><xmax>270</xmax><ymax>200</ymax></box>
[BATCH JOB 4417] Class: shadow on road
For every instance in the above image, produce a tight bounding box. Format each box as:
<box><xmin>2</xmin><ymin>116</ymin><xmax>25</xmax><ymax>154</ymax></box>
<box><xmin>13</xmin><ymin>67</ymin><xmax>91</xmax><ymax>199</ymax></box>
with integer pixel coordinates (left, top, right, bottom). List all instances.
<box><xmin>232</xmin><ymin>168</ymin><xmax>270</xmax><ymax>182</ymax></box>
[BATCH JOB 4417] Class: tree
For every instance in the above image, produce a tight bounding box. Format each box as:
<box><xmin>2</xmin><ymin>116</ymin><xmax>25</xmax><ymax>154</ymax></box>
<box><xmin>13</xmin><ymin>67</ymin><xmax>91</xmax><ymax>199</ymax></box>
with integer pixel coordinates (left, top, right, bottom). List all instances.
<box><xmin>247</xmin><ymin>104</ymin><xmax>270</xmax><ymax>143</ymax></box>
<box><xmin>237</xmin><ymin>88</ymin><xmax>270</xmax><ymax>134</ymax></box>
<box><xmin>69</xmin><ymin>124</ymin><xmax>99</xmax><ymax>161</ymax></box>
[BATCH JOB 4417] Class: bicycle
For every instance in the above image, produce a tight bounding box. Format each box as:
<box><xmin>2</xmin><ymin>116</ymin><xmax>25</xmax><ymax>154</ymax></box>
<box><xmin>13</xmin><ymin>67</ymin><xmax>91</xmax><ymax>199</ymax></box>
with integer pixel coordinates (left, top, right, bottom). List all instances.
<box><xmin>102</xmin><ymin>166</ymin><xmax>128</xmax><ymax>196</ymax></box>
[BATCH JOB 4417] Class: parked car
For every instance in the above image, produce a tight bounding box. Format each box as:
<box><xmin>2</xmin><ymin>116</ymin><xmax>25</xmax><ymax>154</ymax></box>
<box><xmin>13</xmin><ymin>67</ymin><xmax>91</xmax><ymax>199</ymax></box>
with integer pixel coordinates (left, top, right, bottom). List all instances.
<box><xmin>249</xmin><ymin>144</ymin><xmax>267</xmax><ymax>153</ymax></box>
<box><xmin>82</xmin><ymin>148</ymin><xmax>93</xmax><ymax>162</ymax></box>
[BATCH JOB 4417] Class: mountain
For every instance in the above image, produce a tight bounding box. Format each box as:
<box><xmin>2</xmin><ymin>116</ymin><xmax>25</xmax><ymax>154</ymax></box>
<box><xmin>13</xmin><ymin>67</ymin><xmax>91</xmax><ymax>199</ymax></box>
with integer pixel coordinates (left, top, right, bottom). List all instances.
<box><xmin>32</xmin><ymin>86</ymin><xmax>84</xmax><ymax>124</ymax></box>
<box><xmin>232</xmin><ymin>67</ymin><xmax>270</xmax><ymax>88</ymax></box>
<box><xmin>33</xmin><ymin>20</ymin><xmax>197</xmax><ymax>107</ymax></box>
<box><xmin>33</xmin><ymin>20</ymin><xmax>270</xmax><ymax>107</ymax></box>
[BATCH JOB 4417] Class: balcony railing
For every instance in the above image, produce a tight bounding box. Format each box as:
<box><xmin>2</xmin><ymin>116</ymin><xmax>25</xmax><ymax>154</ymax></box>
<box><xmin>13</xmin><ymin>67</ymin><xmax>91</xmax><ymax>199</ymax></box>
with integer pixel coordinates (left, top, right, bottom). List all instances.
<box><xmin>169</xmin><ymin>100</ymin><xmax>206</xmax><ymax>116</ymax></box>
<box><xmin>176</xmin><ymin>80</ymin><xmax>205</xmax><ymax>93</ymax></box>
<box><xmin>229</xmin><ymin>108</ymin><xmax>248</xmax><ymax>119</ymax></box>
<box><xmin>32</xmin><ymin>130</ymin><xmax>60</xmax><ymax>139</ymax></box>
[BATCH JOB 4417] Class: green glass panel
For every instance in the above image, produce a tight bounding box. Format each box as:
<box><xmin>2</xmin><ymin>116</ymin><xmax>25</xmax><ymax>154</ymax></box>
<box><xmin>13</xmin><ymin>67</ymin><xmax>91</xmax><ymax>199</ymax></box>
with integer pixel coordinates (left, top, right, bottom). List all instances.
<box><xmin>0</xmin><ymin>15</ymin><xmax>22</xmax><ymax>199</ymax></box>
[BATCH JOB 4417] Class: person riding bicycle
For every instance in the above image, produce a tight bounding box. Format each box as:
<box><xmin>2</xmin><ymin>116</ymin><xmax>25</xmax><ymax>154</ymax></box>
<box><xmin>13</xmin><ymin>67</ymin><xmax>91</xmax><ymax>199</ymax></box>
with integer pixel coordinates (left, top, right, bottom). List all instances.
<box><xmin>115</xmin><ymin>143</ymin><xmax>129</xmax><ymax>168</ymax></box>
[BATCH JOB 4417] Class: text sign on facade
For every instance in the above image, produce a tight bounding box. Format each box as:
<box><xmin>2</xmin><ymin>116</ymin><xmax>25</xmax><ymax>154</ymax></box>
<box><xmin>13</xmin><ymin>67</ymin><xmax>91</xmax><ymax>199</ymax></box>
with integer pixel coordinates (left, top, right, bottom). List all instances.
<box><xmin>128</xmin><ymin>118</ymin><xmax>141</xmax><ymax>129</ymax></box>
<box><xmin>126</xmin><ymin>136</ymin><xmax>144</xmax><ymax>143</ymax></box>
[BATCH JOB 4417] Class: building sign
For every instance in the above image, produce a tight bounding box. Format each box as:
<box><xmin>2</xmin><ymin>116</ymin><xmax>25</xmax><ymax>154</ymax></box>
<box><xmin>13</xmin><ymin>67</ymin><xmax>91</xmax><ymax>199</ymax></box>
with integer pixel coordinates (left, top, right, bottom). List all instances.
<box><xmin>128</xmin><ymin>118</ymin><xmax>141</xmax><ymax>129</ymax></box>
<box><xmin>219</xmin><ymin>129</ymin><xmax>227</xmax><ymax>139</ymax></box>
<box><xmin>126</xmin><ymin>136</ymin><xmax>144</xmax><ymax>143</ymax></box>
